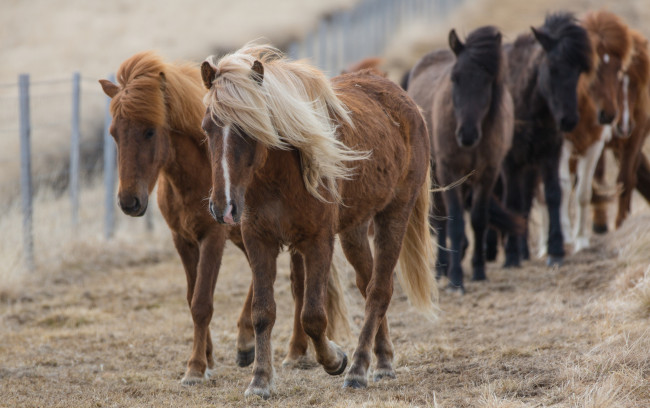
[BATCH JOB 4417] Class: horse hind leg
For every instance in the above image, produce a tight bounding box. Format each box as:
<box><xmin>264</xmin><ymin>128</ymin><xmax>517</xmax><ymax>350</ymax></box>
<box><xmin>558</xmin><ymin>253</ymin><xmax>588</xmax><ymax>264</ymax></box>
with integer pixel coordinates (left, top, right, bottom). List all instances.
<box><xmin>344</xmin><ymin>208</ymin><xmax>410</xmax><ymax>389</ymax></box>
<box><xmin>339</xmin><ymin>223</ymin><xmax>395</xmax><ymax>384</ymax></box>
<box><xmin>299</xmin><ymin>238</ymin><xmax>348</xmax><ymax>378</ymax></box>
<box><xmin>281</xmin><ymin>251</ymin><xmax>317</xmax><ymax>369</ymax></box>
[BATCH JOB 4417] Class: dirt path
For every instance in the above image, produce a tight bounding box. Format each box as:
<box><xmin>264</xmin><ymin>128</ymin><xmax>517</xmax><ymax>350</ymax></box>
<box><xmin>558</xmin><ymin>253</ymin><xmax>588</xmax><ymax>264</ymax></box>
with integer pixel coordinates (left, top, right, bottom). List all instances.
<box><xmin>1</xmin><ymin>218</ymin><xmax>648</xmax><ymax>407</ymax></box>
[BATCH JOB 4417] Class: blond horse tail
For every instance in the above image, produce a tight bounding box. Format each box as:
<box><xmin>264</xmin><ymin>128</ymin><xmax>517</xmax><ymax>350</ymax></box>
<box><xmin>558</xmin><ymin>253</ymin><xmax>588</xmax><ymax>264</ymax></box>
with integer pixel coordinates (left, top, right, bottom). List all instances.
<box><xmin>325</xmin><ymin>255</ymin><xmax>352</xmax><ymax>342</ymax></box>
<box><xmin>397</xmin><ymin>166</ymin><xmax>439</xmax><ymax>319</ymax></box>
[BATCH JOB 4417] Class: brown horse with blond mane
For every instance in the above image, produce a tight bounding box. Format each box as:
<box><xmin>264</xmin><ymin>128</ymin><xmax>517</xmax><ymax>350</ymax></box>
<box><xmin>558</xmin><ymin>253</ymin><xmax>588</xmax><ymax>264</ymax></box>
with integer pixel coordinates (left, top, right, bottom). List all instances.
<box><xmin>98</xmin><ymin>51</ymin><xmax>349</xmax><ymax>386</ymax></box>
<box><xmin>201</xmin><ymin>43</ymin><xmax>436</xmax><ymax>398</ymax></box>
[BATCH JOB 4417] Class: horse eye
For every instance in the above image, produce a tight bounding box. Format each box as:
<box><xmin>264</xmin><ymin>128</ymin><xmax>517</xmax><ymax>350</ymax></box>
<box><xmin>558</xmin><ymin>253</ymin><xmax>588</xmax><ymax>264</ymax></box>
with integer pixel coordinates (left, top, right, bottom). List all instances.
<box><xmin>144</xmin><ymin>128</ymin><xmax>155</xmax><ymax>139</ymax></box>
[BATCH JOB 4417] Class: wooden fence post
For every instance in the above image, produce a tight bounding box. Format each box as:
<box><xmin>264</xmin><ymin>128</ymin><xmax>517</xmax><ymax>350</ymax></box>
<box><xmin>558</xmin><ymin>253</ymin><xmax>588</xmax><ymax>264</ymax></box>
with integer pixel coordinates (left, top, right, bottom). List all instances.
<box><xmin>103</xmin><ymin>74</ymin><xmax>116</xmax><ymax>240</ymax></box>
<box><xmin>18</xmin><ymin>73</ymin><xmax>34</xmax><ymax>271</ymax></box>
<box><xmin>70</xmin><ymin>71</ymin><xmax>81</xmax><ymax>226</ymax></box>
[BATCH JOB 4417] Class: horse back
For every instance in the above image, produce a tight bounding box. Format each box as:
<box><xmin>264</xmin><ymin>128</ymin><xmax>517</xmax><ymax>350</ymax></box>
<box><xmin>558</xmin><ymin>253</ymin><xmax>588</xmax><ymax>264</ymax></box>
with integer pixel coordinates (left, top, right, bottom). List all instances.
<box><xmin>331</xmin><ymin>72</ymin><xmax>430</xmax><ymax>228</ymax></box>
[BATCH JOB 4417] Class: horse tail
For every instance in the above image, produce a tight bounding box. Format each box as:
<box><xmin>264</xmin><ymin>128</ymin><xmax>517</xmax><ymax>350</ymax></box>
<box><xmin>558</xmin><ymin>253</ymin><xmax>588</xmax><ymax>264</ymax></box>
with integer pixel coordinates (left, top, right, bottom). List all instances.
<box><xmin>325</xmin><ymin>256</ymin><xmax>352</xmax><ymax>342</ymax></box>
<box><xmin>488</xmin><ymin>194</ymin><xmax>527</xmax><ymax>236</ymax></box>
<box><xmin>397</xmin><ymin>166</ymin><xmax>439</xmax><ymax>319</ymax></box>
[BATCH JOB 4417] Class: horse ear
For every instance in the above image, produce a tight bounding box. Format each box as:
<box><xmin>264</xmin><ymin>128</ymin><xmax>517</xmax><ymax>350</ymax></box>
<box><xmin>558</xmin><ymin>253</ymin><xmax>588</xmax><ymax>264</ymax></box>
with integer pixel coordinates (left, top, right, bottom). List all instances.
<box><xmin>495</xmin><ymin>31</ymin><xmax>502</xmax><ymax>46</ymax></box>
<box><xmin>201</xmin><ymin>60</ymin><xmax>217</xmax><ymax>90</ymax></box>
<box><xmin>99</xmin><ymin>79</ymin><xmax>119</xmax><ymax>98</ymax></box>
<box><xmin>531</xmin><ymin>27</ymin><xmax>557</xmax><ymax>52</ymax></box>
<box><xmin>251</xmin><ymin>60</ymin><xmax>264</xmax><ymax>85</ymax></box>
<box><xmin>448</xmin><ymin>29</ymin><xmax>464</xmax><ymax>56</ymax></box>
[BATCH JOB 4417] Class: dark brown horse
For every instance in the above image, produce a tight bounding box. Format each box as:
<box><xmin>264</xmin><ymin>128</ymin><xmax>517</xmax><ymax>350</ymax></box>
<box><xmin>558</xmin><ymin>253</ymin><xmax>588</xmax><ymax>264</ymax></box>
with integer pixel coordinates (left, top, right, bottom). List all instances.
<box><xmin>593</xmin><ymin>28</ymin><xmax>650</xmax><ymax>230</ymax></box>
<box><xmin>98</xmin><ymin>51</ymin><xmax>349</xmax><ymax>385</ymax></box>
<box><xmin>538</xmin><ymin>10</ymin><xmax>633</xmax><ymax>255</ymax></box>
<box><xmin>201</xmin><ymin>44</ymin><xmax>436</xmax><ymax>398</ymax></box>
<box><xmin>408</xmin><ymin>26</ymin><xmax>513</xmax><ymax>292</ymax></box>
<box><xmin>500</xmin><ymin>12</ymin><xmax>592</xmax><ymax>267</ymax></box>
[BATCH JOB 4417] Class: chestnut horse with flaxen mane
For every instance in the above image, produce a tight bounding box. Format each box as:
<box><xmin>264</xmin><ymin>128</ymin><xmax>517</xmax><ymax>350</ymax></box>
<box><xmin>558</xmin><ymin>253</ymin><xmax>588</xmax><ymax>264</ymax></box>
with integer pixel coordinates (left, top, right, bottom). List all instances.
<box><xmin>201</xmin><ymin>44</ymin><xmax>436</xmax><ymax>398</ymax></box>
<box><xmin>98</xmin><ymin>51</ymin><xmax>349</xmax><ymax>386</ymax></box>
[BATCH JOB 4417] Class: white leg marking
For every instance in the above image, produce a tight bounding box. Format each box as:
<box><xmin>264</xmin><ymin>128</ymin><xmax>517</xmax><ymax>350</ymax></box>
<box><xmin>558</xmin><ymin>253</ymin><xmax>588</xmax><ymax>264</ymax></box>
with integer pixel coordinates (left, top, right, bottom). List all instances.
<box><xmin>559</xmin><ymin>140</ymin><xmax>574</xmax><ymax>245</ymax></box>
<box><xmin>536</xmin><ymin>184</ymin><xmax>549</xmax><ymax>259</ymax></box>
<box><xmin>573</xmin><ymin>129</ymin><xmax>607</xmax><ymax>253</ymax></box>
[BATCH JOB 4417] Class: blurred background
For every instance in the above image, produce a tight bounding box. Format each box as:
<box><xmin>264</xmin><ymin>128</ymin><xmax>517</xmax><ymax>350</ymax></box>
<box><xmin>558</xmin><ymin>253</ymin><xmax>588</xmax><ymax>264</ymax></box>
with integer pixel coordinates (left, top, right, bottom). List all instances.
<box><xmin>1</xmin><ymin>0</ymin><xmax>649</xmax><ymax>289</ymax></box>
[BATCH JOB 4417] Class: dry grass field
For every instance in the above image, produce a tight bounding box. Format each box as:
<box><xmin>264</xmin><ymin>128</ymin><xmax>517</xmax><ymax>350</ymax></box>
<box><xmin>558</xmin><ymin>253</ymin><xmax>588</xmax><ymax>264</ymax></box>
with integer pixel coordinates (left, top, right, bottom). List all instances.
<box><xmin>2</xmin><ymin>0</ymin><xmax>650</xmax><ymax>406</ymax></box>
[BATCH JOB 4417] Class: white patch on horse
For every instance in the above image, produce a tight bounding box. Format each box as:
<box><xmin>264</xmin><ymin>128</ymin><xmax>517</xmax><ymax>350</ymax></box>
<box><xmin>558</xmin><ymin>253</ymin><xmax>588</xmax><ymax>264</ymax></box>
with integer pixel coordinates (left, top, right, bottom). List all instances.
<box><xmin>222</xmin><ymin>125</ymin><xmax>232</xmax><ymax>207</ymax></box>
<box><xmin>603</xmin><ymin>53</ymin><xmax>610</xmax><ymax>64</ymax></box>
<box><xmin>622</xmin><ymin>74</ymin><xmax>630</xmax><ymax>135</ymax></box>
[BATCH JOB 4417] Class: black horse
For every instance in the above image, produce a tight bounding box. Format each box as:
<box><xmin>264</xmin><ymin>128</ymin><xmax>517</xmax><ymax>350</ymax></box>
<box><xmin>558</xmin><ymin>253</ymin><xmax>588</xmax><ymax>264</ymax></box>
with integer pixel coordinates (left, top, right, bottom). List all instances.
<box><xmin>408</xmin><ymin>26</ymin><xmax>515</xmax><ymax>293</ymax></box>
<box><xmin>501</xmin><ymin>12</ymin><xmax>592</xmax><ymax>267</ymax></box>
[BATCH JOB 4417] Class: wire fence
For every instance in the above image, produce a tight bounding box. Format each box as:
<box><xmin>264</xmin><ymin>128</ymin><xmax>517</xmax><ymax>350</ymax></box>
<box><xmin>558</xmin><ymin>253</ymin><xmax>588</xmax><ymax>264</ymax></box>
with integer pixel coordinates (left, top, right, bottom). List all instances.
<box><xmin>1</xmin><ymin>0</ymin><xmax>463</xmax><ymax>271</ymax></box>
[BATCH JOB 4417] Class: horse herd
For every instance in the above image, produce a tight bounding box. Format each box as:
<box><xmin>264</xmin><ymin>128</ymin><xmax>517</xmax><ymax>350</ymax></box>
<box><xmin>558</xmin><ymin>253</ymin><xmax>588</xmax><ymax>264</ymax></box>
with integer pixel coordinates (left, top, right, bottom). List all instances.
<box><xmin>98</xmin><ymin>9</ymin><xmax>649</xmax><ymax>399</ymax></box>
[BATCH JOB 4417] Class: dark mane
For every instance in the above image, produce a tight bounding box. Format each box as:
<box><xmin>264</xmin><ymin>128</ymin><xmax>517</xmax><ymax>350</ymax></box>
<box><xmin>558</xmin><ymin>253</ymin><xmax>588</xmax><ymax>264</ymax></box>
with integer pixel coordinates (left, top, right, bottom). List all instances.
<box><xmin>463</xmin><ymin>25</ymin><xmax>502</xmax><ymax>77</ymax></box>
<box><xmin>543</xmin><ymin>12</ymin><xmax>593</xmax><ymax>72</ymax></box>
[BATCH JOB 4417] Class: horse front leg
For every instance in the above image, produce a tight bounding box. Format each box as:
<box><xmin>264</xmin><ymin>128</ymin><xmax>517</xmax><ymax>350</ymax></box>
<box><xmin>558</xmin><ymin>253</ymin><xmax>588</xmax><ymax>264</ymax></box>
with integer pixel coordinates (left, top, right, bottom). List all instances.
<box><xmin>559</xmin><ymin>140</ymin><xmax>574</xmax><ymax>245</ymax></box>
<box><xmin>243</xmin><ymin>235</ymin><xmax>279</xmax><ymax>400</ymax></box>
<box><xmin>443</xmin><ymin>188</ymin><xmax>466</xmax><ymax>292</ymax></box>
<box><xmin>541</xmin><ymin>155</ymin><xmax>565</xmax><ymax>266</ymax></box>
<box><xmin>573</xmin><ymin>134</ymin><xmax>606</xmax><ymax>252</ymax></box>
<box><xmin>616</xmin><ymin>133</ymin><xmax>644</xmax><ymax>228</ymax></box>
<box><xmin>470</xmin><ymin>183</ymin><xmax>492</xmax><ymax>282</ymax></box>
<box><xmin>299</xmin><ymin>237</ymin><xmax>348</xmax><ymax>377</ymax></box>
<box><xmin>592</xmin><ymin>150</ymin><xmax>609</xmax><ymax>233</ymax></box>
<box><xmin>182</xmin><ymin>230</ymin><xmax>226</xmax><ymax>385</ymax></box>
<box><xmin>503</xmin><ymin>163</ymin><xmax>523</xmax><ymax>268</ymax></box>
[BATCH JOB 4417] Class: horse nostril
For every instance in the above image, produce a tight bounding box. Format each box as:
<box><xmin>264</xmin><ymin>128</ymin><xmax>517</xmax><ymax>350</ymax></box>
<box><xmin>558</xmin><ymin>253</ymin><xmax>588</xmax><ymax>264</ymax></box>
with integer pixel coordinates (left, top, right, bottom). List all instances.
<box><xmin>132</xmin><ymin>197</ymin><xmax>140</xmax><ymax>211</ymax></box>
<box><xmin>230</xmin><ymin>201</ymin><xmax>237</xmax><ymax>219</ymax></box>
<box><xmin>559</xmin><ymin>115</ymin><xmax>578</xmax><ymax>132</ymax></box>
<box><xmin>209</xmin><ymin>200</ymin><xmax>216</xmax><ymax>219</ymax></box>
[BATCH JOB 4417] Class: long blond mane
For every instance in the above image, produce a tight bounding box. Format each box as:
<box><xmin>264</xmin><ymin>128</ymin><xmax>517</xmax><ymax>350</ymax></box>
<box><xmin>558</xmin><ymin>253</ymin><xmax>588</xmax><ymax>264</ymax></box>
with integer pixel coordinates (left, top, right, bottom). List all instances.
<box><xmin>111</xmin><ymin>51</ymin><xmax>205</xmax><ymax>136</ymax></box>
<box><xmin>203</xmin><ymin>43</ymin><xmax>369</xmax><ymax>203</ymax></box>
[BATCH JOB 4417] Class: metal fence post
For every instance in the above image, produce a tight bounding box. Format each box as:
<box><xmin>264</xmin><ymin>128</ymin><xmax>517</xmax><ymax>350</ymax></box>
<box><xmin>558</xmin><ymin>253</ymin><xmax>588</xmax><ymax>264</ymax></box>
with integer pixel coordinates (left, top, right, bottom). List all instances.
<box><xmin>18</xmin><ymin>74</ymin><xmax>34</xmax><ymax>271</ymax></box>
<box><xmin>103</xmin><ymin>73</ymin><xmax>116</xmax><ymax>240</ymax></box>
<box><xmin>70</xmin><ymin>71</ymin><xmax>81</xmax><ymax>226</ymax></box>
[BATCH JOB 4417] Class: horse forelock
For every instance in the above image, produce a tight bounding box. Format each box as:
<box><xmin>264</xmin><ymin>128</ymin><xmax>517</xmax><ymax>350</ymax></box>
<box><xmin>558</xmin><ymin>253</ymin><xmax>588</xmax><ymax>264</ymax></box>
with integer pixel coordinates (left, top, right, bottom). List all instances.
<box><xmin>203</xmin><ymin>42</ymin><xmax>368</xmax><ymax>203</ymax></box>
<box><xmin>462</xmin><ymin>26</ymin><xmax>503</xmax><ymax>78</ymax></box>
<box><xmin>112</xmin><ymin>51</ymin><xmax>204</xmax><ymax>132</ymax></box>
<box><xmin>583</xmin><ymin>10</ymin><xmax>633</xmax><ymax>72</ymax></box>
<box><xmin>543</xmin><ymin>12</ymin><xmax>593</xmax><ymax>73</ymax></box>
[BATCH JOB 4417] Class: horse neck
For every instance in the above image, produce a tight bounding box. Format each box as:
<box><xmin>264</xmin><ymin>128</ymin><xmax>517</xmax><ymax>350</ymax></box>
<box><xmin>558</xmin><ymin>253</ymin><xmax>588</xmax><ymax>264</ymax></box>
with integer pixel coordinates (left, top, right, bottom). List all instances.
<box><xmin>159</xmin><ymin>128</ymin><xmax>211</xmax><ymax>197</ymax></box>
<box><xmin>510</xmin><ymin>46</ymin><xmax>553</xmax><ymax>123</ymax></box>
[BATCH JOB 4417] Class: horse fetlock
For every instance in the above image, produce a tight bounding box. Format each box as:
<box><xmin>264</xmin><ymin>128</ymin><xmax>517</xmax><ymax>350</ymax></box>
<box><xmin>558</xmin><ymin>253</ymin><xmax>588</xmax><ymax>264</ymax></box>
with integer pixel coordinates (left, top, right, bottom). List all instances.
<box><xmin>373</xmin><ymin>367</ymin><xmax>397</xmax><ymax>382</ymax></box>
<box><xmin>236</xmin><ymin>347</ymin><xmax>255</xmax><ymax>367</ymax></box>
<box><xmin>343</xmin><ymin>369</ymin><xmax>368</xmax><ymax>389</ymax></box>
<box><xmin>323</xmin><ymin>341</ymin><xmax>348</xmax><ymax>376</ymax></box>
<box><xmin>180</xmin><ymin>367</ymin><xmax>210</xmax><ymax>386</ymax></box>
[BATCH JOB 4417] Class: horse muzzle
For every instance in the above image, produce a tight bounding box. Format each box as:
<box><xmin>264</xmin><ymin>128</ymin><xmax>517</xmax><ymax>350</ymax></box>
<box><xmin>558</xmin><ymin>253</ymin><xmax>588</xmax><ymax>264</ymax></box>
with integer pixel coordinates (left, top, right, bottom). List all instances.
<box><xmin>209</xmin><ymin>199</ymin><xmax>240</xmax><ymax>225</ymax></box>
<box><xmin>456</xmin><ymin>125</ymin><xmax>481</xmax><ymax>148</ymax></box>
<box><xmin>118</xmin><ymin>193</ymin><xmax>147</xmax><ymax>217</ymax></box>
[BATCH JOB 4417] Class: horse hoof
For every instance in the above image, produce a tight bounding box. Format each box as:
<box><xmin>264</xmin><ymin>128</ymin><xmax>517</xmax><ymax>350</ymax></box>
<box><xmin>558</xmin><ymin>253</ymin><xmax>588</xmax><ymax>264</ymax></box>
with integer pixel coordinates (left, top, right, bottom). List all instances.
<box><xmin>180</xmin><ymin>369</ymin><xmax>209</xmax><ymax>386</ymax></box>
<box><xmin>472</xmin><ymin>274</ymin><xmax>487</xmax><ymax>282</ymax></box>
<box><xmin>445</xmin><ymin>283</ymin><xmax>465</xmax><ymax>295</ymax></box>
<box><xmin>593</xmin><ymin>224</ymin><xmax>608</xmax><ymax>234</ymax></box>
<box><xmin>244</xmin><ymin>386</ymin><xmax>271</xmax><ymax>400</ymax></box>
<box><xmin>236</xmin><ymin>348</ymin><xmax>255</xmax><ymax>367</ymax></box>
<box><xmin>546</xmin><ymin>255</ymin><xmax>563</xmax><ymax>267</ymax></box>
<box><xmin>343</xmin><ymin>374</ymin><xmax>367</xmax><ymax>389</ymax></box>
<box><xmin>373</xmin><ymin>368</ymin><xmax>396</xmax><ymax>382</ymax></box>
<box><xmin>325</xmin><ymin>352</ymin><xmax>348</xmax><ymax>376</ymax></box>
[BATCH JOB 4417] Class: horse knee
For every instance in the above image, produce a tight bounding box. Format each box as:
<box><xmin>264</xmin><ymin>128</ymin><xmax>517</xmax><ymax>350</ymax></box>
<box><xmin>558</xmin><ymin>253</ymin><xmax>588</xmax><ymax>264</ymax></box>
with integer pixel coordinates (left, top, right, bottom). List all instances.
<box><xmin>301</xmin><ymin>306</ymin><xmax>327</xmax><ymax>339</ymax></box>
<box><xmin>190</xmin><ymin>302</ymin><xmax>213</xmax><ymax>326</ymax></box>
